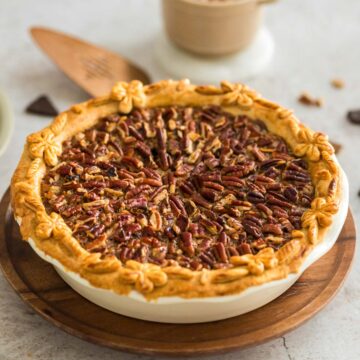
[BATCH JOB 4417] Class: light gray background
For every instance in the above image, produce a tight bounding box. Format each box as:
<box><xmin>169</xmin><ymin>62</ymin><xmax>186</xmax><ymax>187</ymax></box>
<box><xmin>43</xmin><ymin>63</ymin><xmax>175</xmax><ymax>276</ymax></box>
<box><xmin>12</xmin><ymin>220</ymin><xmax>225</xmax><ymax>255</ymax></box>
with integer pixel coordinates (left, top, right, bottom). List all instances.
<box><xmin>0</xmin><ymin>0</ymin><xmax>359</xmax><ymax>359</ymax></box>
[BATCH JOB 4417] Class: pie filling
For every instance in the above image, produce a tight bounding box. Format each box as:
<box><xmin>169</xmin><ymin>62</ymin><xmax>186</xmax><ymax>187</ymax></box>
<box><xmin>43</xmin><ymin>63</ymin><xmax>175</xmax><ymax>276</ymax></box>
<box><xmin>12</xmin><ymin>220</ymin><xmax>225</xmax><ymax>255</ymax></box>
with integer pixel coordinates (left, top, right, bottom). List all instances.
<box><xmin>41</xmin><ymin>106</ymin><xmax>314</xmax><ymax>270</ymax></box>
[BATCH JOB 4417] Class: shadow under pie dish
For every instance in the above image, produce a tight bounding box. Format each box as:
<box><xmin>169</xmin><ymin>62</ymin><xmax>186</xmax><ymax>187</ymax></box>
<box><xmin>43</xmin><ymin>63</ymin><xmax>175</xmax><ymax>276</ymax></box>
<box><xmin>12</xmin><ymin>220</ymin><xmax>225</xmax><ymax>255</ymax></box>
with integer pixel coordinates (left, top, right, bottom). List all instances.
<box><xmin>11</xmin><ymin>80</ymin><xmax>348</xmax><ymax>323</ymax></box>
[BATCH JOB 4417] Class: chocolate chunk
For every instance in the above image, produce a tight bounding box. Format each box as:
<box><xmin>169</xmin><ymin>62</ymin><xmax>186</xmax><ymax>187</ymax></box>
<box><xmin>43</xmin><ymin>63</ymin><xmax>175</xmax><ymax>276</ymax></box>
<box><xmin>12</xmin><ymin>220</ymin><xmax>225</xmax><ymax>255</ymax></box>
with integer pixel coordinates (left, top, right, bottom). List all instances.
<box><xmin>347</xmin><ymin>110</ymin><xmax>360</xmax><ymax>125</ymax></box>
<box><xmin>26</xmin><ymin>95</ymin><xmax>58</xmax><ymax>116</ymax></box>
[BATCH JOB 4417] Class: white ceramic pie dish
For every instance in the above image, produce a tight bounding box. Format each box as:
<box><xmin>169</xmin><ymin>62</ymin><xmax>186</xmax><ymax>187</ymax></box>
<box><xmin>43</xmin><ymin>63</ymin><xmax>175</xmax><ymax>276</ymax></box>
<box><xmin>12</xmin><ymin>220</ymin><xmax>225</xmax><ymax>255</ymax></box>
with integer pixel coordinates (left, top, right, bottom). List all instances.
<box><xmin>23</xmin><ymin>163</ymin><xmax>349</xmax><ymax>324</ymax></box>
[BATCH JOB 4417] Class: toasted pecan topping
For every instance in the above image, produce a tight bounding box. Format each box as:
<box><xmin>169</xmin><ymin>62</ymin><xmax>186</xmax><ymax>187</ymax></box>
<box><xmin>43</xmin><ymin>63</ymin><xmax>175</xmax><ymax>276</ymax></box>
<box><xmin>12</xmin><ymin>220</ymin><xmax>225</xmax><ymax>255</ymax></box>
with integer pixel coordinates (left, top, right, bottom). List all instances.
<box><xmin>41</xmin><ymin>106</ymin><xmax>314</xmax><ymax>270</ymax></box>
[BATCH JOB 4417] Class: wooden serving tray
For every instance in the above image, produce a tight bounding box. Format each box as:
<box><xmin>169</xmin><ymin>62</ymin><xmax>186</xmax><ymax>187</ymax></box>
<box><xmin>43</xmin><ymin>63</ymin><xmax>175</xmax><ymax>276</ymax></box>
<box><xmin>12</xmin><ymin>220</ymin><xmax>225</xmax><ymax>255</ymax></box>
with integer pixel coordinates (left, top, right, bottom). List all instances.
<box><xmin>0</xmin><ymin>188</ymin><xmax>356</xmax><ymax>357</ymax></box>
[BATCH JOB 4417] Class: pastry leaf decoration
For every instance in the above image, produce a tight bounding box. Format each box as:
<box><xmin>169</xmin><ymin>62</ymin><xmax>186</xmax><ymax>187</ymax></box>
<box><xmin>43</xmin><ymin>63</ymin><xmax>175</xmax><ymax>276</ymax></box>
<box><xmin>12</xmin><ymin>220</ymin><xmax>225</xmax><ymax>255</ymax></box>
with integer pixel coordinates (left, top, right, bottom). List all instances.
<box><xmin>111</xmin><ymin>80</ymin><xmax>146</xmax><ymax>113</ymax></box>
<box><xmin>27</xmin><ymin>129</ymin><xmax>61</xmax><ymax>166</ymax></box>
<box><xmin>294</xmin><ymin>130</ymin><xmax>334</xmax><ymax>161</ymax></box>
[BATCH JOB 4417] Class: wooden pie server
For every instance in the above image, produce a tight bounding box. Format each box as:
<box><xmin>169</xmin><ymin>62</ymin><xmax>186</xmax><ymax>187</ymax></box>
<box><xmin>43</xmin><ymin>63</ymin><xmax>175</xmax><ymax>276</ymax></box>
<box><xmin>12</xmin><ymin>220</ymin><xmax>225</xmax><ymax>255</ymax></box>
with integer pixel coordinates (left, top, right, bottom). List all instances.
<box><xmin>30</xmin><ymin>27</ymin><xmax>151</xmax><ymax>97</ymax></box>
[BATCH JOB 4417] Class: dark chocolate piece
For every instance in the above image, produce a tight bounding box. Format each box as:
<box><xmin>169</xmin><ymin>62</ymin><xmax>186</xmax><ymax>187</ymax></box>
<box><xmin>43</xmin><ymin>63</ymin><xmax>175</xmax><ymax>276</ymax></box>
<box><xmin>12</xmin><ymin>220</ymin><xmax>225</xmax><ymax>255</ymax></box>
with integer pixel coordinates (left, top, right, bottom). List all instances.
<box><xmin>347</xmin><ymin>110</ymin><xmax>360</xmax><ymax>125</ymax></box>
<box><xmin>26</xmin><ymin>95</ymin><xmax>58</xmax><ymax>117</ymax></box>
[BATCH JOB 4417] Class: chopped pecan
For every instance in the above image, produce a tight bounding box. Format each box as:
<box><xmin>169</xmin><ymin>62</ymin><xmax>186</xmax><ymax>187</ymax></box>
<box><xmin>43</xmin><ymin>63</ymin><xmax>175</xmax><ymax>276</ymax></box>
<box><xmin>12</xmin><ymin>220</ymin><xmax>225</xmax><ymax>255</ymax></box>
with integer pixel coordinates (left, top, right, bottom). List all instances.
<box><xmin>284</xmin><ymin>186</ymin><xmax>298</xmax><ymax>202</ymax></box>
<box><xmin>121</xmin><ymin>156</ymin><xmax>143</xmax><ymax>169</ymax></box>
<box><xmin>139</xmin><ymin>178</ymin><xmax>163</xmax><ymax>187</ymax></box>
<box><xmin>243</xmin><ymin>221</ymin><xmax>262</xmax><ymax>238</ymax></box>
<box><xmin>267</xmin><ymin>195</ymin><xmax>292</xmax><ymax>208</ymax></box>
<box><xmin>181</xmin><ymin>232</ymin><xmax>195</xmax><ymax>256</ymax></box>
<box><xmin>41</xmin><ymin>105</ymin><xmax>314</xmax><ymax>270</ymax></box>
<box><xmin>191</xmin><ymin>194</ymin><xmax>212</xmax><ymax>209</ymax></box>
<box><xmin>149</xmin><ymin>209</ymin><xmax>162</xmax><ymax>231</ymax></box>
<box><xmin>247</xmin><ymin>190</ymin><xmax>265</xmax><ymax>203</ymax></box>
<box><xmin>200</xmin><ymin>188</ymin><xmax>218</xmax><ymax>202</ymax></box>
<box><xmin>262</xmin><ymin>223</ymin><xmax>283</xmax><ymax>235</ymax></box>
<box><xmin>215</xmin><ymin>242</ymin><xmax>228</xmax><ymax>263</ymax></box>
<box><xmin>176</xmin><ymin>214</ymin><xmax>190</xmax><ymax>232</ymax></box>
<box><xmin>126</xmin><ymin>197</ymin><xmax>148</xmax><ymax>209</ymax></box>
<box><xmin>238</xmin><ymin>243</ymin><xmax>252</xmax><ymax>255</ymax></box>
<box><xmin>169</xmin><ymin>195</ymin><xmax>187</xmax><ymax>216</ymax></box>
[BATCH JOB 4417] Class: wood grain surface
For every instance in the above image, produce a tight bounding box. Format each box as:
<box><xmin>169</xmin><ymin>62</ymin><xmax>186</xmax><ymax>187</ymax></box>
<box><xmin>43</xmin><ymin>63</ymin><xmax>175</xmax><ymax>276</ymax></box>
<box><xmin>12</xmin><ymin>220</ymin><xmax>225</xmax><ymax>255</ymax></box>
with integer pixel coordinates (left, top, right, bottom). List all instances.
<box><xmin>0</xmin><ymin>188</ymin><xmax>356</xmax><ymax>357</ymax></box>
<box><xmin>30</xmin><ymin>27</ymin><xmax>151</xmax><ymax>97</ymax></box>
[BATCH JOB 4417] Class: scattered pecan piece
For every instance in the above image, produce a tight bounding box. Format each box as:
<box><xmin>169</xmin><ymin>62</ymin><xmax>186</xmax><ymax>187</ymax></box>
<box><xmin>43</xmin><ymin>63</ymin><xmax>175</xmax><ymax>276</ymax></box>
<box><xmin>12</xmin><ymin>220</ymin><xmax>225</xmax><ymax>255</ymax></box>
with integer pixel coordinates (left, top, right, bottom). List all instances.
<box><xmin>330</xmin><ymin>141</ymin><xmax>342</xmax><ymax>154</ymax></box>
<box><xmin>331</xmin><ymin>78</ymin><xmax>345</xmax><ymax>89</ymax></box>
<box><xmin>298</xmin><ymin>92</ymin><xmax>323</xmax><ymax>107</ymax></box>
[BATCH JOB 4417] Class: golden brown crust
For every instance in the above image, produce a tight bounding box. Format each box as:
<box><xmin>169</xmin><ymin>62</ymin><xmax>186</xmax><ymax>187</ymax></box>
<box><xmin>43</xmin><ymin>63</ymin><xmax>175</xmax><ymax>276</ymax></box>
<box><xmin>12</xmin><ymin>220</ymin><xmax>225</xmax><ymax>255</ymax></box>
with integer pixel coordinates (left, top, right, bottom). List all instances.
<box><xmin>11</xmin><ymin>80</ymin><xmax>341</xmax><ymax>299</ymax></box>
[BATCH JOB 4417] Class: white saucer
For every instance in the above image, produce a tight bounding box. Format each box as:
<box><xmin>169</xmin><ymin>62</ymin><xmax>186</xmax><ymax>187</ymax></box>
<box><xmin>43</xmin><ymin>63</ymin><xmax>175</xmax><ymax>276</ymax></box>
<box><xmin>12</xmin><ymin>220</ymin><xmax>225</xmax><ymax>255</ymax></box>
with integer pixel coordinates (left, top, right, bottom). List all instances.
<box><xmin>0</xmin><ymin>89</ymin><xmax>14</xmax><ymax>157</ymax></box>
<box><xmin>155</xmin><ymin>27</ymin><xmax>274</xmax><ymax>84</ymax></box>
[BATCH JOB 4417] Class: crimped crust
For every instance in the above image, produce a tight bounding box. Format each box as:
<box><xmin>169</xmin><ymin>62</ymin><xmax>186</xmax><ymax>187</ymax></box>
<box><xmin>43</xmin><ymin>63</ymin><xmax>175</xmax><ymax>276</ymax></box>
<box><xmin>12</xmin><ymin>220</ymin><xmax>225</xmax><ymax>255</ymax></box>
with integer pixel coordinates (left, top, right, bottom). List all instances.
<box><xmin>11</xmin><ymin>80</ymin><xmax>340</xmax><ymax>299</ymax></box>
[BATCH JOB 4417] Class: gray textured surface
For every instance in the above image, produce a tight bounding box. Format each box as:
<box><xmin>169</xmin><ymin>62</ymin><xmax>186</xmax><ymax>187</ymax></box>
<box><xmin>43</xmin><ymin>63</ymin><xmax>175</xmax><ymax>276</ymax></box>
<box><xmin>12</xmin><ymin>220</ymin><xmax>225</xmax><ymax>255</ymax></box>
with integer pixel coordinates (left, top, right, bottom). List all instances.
<box><xmin>0</xmin><ymin>0</ymin><xmax>359</xmax><ymax>359</ymax></box>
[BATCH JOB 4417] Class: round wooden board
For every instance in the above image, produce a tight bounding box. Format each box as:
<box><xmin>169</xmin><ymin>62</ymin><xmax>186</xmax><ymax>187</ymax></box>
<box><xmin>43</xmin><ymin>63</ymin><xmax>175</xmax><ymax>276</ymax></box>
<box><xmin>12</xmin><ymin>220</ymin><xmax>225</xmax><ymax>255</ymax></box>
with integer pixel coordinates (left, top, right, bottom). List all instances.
<box><xmin>0</xmin><ymin>189</ymin><xmax>356</xmax><ymax>357</ymax></box>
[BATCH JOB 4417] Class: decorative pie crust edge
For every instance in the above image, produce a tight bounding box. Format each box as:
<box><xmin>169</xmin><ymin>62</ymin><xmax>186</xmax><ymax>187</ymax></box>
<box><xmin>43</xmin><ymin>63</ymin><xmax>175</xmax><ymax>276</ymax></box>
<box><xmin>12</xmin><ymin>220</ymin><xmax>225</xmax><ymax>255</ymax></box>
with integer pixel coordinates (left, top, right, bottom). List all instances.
<box><xmin>11</xmin><ymin>80</ymin><xmax>341</xmax><ymax>300</ymax></box>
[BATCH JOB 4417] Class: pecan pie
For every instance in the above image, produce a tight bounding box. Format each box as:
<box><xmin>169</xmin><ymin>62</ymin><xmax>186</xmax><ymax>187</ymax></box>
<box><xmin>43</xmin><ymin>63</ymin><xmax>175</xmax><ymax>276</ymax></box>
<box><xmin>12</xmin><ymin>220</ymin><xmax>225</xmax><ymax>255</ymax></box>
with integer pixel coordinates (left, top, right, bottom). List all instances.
<box><xmin>11</xmin><ymin>80</ymin><xmax>341</xmax><ymax>299</ymax></box>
